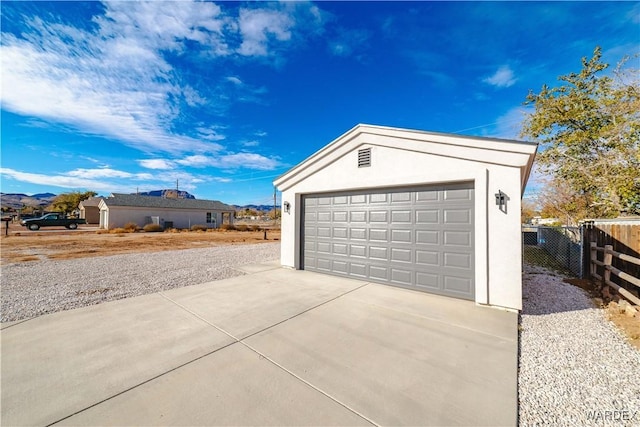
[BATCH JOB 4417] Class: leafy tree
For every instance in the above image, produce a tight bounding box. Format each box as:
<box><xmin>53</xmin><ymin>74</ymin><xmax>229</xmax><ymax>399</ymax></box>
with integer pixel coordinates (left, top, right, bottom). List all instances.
<box><xmin>521</xmin><ymin>47</ymin><xmax>640</xmax><ymax>221</ymax></box>
<box><xmin>48</xmin><ymin>191</ymin><xmax>97</xmax><ymax>215</ymax></box>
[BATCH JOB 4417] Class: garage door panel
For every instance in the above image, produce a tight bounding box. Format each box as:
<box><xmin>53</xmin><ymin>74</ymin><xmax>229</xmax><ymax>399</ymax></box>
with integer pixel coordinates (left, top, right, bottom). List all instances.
<box><xmin>350</xmin><ymin>263</ymin><xmax>367</xmax><ymax>277</ymax></box>
<box><xmin>444</xmin><ymin>209</ymin><xmax>471</xmax><ymax>224</ymax></box>
<box><xmin>415</xmin><ymin>190</ymin><xmax>439</xmax><ymax>203</ymax></box>
<box><xmin>369</xmin><ymin>266</ymin><xmax>389</xmax><ymax>280</ymax></box>
<box><xmin>444</xmin><ymin>276</ymin><xmax>473</xmax><ymax>294</ymax></box>
<box><xmin>444</xmin><ymin>188</ymin><xmax>473</xmax><ymax>201</ymax></box>
<box><xmin>391</xmin><ymin>248</ymin><xmax>412</xmax><ymax>263</ymax></box>
<box><xmin>391</xmin><ymin>269</ymin><xmax>412</xmax><ymax>285</ymax></box>
<box><xmin>316</xmin><ymin>258</ymin><xmax>331</xmax><ymax>271</ymax></box>
<box><xmin>416</xmin><ymin>230</ymin><xmax>439</xmax><ymax>245</ymax></box>
<box><xmin>350</xmin><ymin>228</ymin><xmax>366</xmax><ymax>240</ymax></box>
<box><xmin>416</xmin><ymin>272</ymin><xmax>439</xmax><ymax>289</ymax></box>
<box><xmin>391</xmin><ymin>229</ymin><xmax>412</xmax><ymax>243</ymax></box>
<box><xmin>333</xmin><ymin>211</ymin><xmax>348</xmax><ymax>222</ymax></box>
<box><xmin>333</xmin><ymin>227</ymin><xmax>348</xmax><ymax>239</ymax></box>
<box><xmin>302</xmin><ymin>183</ymin><xmax>474</xmax><ymax>301</ymax></box>
<box><xmin>350</xmin><ymin>211</ymin><xmax>367</xmax><ymax>222</ymax></box>
<box><xmin>317</xmin><ymin>227</ymin><xmax>331</xmax><ymax>238</ymax></box>
<box><xmin>350</xmin><ymin>244</ymin><xmax>367</xmax><ymax>257</ymax></box>
<box><xmin>369</xmin><ymin>246</ymin><xmax>389</xmax><ymax>260</ymax></box>
<box><xmin>369</xmin><ymin>229</ymin><xmax>389</xmax><ymax>242</ymax></box>
<box><xmin>444</xmin><ymin>252</ymin><xmax>472</xmax><ymax>269</ymax></box>
<box><xmin>370</xmin><ymin>210</ymin><xmax>389</xmax><ymax>223</ymax></box>
<box><xmin>416</xmin><ymin>250</ymin><xmax>439</xmax><ymax>266</ymax></box>
<box><xmin>370</xmin><ymin>193</ymin><xmax>388</xmax><ymax>204</ymax></box>
<box><xmin>391</xmin><ymin>192</ymin><xmax>412</xmax><ymax>203</ymax></box>
<box><xmin>391</xmin><ymin>210</ymin><xmax>411</xmax><ymax>223</ymax></box>
<box><xmin>444</xmin><ymin>231</ymin><xmax>472</xmax><ymax>247</ymax></box>
<box><xmin>416</xmin><ymin>210</ymin><xmax>439</xmax><ymax>224</ymax></box>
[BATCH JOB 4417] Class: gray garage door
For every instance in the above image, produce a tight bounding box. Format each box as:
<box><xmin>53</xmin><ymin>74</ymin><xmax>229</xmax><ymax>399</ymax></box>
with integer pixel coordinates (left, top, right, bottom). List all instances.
<box><xmin>302</xmin><ymin>183</ymin><xmax>474</xmax><ymax>300</ymax></box>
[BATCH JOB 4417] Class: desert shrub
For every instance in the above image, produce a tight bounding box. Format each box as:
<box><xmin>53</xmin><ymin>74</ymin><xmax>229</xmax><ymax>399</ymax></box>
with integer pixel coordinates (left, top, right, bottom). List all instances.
<box><xmin>143</xmin><ymin>223</ymin><xmax>163</xmax><ymax>232</ymax></box>
<box><xmin>110</xmin><ymin>228</ymin><xmax>127</xmax><ymax>234</ymax></box>
<box><xmin>220</xmin><ymin>224</ymin><xmax>236</xmax><ymax>231</ymax></box>
<box><xmin>190</xmin><ymin>224</ymin><xmax>207</xmax><ymax>232</ymax></box>
<box><xmin>250</xmin><ymin>224</ymin><xmax>261</xmax><ymax>231</ymax></box>
<box><xmin>95</xmin><ymin>229</ymin><xmax>109</xmax><ymax>234</ymax></box>
<box><xmin>235</xmin><ymin>224</ymin><xmax>248</xmax><ymax>232</ymax></box>
<box><xmin>123</xmin><ymin>222</ymin><xmax>139</xmax><ymax>232</ymax></box>
<box><xmin>166</xmin><ymin>227</ymin><xmax>181</xmax><ymax>233</ymax></box>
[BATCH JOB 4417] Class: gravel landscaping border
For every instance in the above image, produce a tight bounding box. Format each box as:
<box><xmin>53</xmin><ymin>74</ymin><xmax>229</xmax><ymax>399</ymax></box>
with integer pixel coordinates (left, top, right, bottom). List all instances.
<box><xmin>1</xmin><ymin>242</ymin><xmax>280</xmax><ymax>323</ymax></box>
<box><xmin>519</xmin><ymin>263</ymin><xmax>640</xmax><ymax>426</ymax></box>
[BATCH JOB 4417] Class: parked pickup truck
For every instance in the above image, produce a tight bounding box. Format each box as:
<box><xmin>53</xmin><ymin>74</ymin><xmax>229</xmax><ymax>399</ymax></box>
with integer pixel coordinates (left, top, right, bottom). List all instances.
<box><xmin>20</xmin><ymin>213</ymin><xmax>86</xmax><ymax>231</ymax></box>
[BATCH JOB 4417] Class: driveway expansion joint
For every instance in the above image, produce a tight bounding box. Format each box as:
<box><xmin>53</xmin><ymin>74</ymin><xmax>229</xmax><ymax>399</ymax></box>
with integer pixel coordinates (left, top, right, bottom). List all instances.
<box><xmin>157</xmin><ymin>284</ymin><xmax>380</xmax><ymax>427</ymax></box>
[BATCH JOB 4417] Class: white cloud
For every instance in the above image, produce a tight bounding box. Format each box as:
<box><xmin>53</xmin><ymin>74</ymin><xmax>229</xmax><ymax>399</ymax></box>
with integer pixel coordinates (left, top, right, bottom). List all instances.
<box><xmin>483</xmin><ymin>65</ymin><xmax>517</xmax><ymax>88</ymax></box>
<box><xmin>0</xmin><ymin>1</ymin><xmax>324</xmax><ymax>156</ymax></box>
<box><xmin>174</xmin><ymin>152</ymin><xmax>280</xmax><ymax>170</ymax></box>
<box><xmin>226</xmin><ymin>76</ymin><xmax>243</xmax><ymax>85</ymax></box>
<box><xmin>328</xmin><ymin>28</ymin><xmax>371</xmax><ymax>57</ymax></box>
<box><xmin>243</xmin><ymin>140</ymin><xmax>260</xmax><ymax>147</ymax></box>
<box><xmin>218</xmin><ymin>153</ymin><xmax>280</xmax><ymax>170</ymax></box>
<box><xmin>138</xmin><ymin>159</ymin><xmax>176</xmax><ymax>170</ymax></box>
<box><xmin>491</xmin><ymin>106</ymin><xmax>531</xmax><ymax>140</ymax></box>
<box><xmin>67</xmin><ymin>168</ymin><xmax>134</xmax><ymax>179</ymax></box>
<box><xmin>237</xmin><ymin>8</ymin><xmax>294</xmax><ymax>56</ymax></box>
<box><xmin>1</xmin><ymin>167</ymin><xmax>126</xmax><ymax>192</ymax></box>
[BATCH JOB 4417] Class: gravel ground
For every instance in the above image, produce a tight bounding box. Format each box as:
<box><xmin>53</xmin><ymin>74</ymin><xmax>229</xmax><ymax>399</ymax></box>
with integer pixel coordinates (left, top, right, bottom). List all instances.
<box><xmin>1</xmin><ymin>242</ymin><xmax>280</xmax><ymax>323</ymax></box>
<box><xmin>519</xmin><ymin>263</ymin><xmax>640</xmax><ymax>426</ymax></box>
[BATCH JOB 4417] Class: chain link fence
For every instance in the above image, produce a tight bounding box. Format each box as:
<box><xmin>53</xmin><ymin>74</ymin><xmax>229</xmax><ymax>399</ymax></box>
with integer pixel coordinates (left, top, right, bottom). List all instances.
<box><xmin>522</xmin><ymin>226</ymin><xmax>583</xmax><ymax>277</ymax></box>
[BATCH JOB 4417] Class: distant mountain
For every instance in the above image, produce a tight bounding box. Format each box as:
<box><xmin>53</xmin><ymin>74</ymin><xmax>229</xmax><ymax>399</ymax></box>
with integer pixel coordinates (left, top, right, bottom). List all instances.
<box><xmin>31</xmin><ymin>192</ymin><xmax>57</xmax><ymax>199</ymax></box>
<box><xmin>0</xmin><ymin>193</ymin><xmax>57</xmax><ymax>209</ymax></box>
<box><xmin>134</xmin><ymin>189</ymin><xmax>195</xmax><ymax>199</ymax></box>
<box><xmin>234</xmin><ymin>204</ymin><xmax>280</xmax><ymax>212</ymax></box>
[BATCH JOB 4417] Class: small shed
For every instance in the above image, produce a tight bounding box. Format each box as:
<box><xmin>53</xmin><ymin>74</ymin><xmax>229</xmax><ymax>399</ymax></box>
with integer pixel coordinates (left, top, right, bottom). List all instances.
<box><xmin>274</xmin><ymin>124</ymin><xmax>537</xmax><ymax>311</ymax></box>
<box><xmin>98</xmin><ymin>193</ymin><xmax>235</xmax><ymax>230</ymax></box>
<box><xmin>78</xmin><ymin>197</ymin><xmax>104</xmax><ymax>224</ymax></box>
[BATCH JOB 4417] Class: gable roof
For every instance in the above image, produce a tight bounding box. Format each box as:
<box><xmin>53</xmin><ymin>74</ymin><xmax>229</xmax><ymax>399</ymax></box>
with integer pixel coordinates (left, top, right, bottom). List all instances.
<box><xmin>100</xmin><ymin>193</ymin><xmax>234</xmax><ymax>211</ymax></box>
<box><xmin>78</xmin><ymin>197</ymin><xmax>104</xmax><ymax>208</ymax></box>
<box><xmin>274</xmin><ymin>124</ymin><xmax>538</xmax><ymax>194</ymax></box>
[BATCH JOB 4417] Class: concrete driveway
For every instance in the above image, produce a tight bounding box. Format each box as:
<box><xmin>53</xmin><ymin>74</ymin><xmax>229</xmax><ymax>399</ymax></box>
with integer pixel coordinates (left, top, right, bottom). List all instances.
<box><xmin>1</xmin><ymin>262</ymin><xmax>518</xmax><ymax>426</ymax></box>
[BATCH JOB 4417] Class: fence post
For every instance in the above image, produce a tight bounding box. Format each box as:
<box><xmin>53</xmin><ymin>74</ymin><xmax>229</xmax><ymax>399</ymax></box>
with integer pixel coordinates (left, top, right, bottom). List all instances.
<box><xmin>590</xmin><ymin>242</ymin><xmax>597</xmax><ymax>278</ymax></box>
<box><xmin>603</xmin><ymin>244</ymin><xmax>613</xmax><ymax>285</ymax></box>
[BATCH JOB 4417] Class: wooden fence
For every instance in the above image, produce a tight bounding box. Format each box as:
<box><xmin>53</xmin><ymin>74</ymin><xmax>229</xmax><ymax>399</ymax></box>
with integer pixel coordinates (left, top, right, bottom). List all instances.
<box><xmin>590</xmin><ymin>242</ymin><xmax>640</xmax><ymax>306</ymax></box>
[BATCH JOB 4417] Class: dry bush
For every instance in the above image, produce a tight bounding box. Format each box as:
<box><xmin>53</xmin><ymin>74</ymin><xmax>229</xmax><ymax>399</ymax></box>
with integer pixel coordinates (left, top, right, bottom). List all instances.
<box><xmin>143</xmin><ymin>224</ymin><xmax>163</xmax><ymax>232</ymax></box>
<box><xmin>220</xmin><ymin>224</ymin><xmax>236</xmax><ymax>231</ymax></box>
<box><xmin>95</xmin><ymin>229</ymin><xmax>109</xmax><ymax>234</ymax></box>
<box><xmin>190</xmin><ymin>224</ymin><xmax>208</xmax><ymax>232</ymax></box>
<box><xmin>235</xmin><ymin>224</ymin><xmax>248</xmax><ymax>232</ymax></box>
<box><xmin>166</xmin><ymin>227</ymin><xmax>181</xmax><ymax>233</ymax></box>
<box><xmin>123</xmin><ymin>222</ymin><xmax>139</xmax><ymax>232</ymax></box>
<box><xmin>250</xmin><ymin>224</ymin><xmax>261</xmax><ymax>232</ymax></box>
<box><xmin>110</xmin><ymin>228</ymin><xmax>127</xmax><ymax>234</ymax></box>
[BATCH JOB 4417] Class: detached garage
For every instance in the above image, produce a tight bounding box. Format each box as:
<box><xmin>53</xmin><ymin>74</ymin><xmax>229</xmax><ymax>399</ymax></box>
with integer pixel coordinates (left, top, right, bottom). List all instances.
<box><xmin>274</xmin><ymin>124</ymin><xmax>537</xmax><ymax>311</ymax></box>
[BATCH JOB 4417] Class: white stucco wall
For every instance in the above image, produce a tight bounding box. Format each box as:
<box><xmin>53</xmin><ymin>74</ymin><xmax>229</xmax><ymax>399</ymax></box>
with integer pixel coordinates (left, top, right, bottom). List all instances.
<box><xmin>100</xmin><ymin>206</ymin><xmax>221</xmax><ymax>229</ymax></box>
<box><xmin>279</xmin><ymin>144</ymin><xmax>527</xmax><ymax>311</ymax></box>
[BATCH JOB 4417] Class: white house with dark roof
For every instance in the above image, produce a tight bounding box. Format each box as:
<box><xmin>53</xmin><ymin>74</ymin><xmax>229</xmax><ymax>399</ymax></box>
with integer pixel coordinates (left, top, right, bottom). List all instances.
<box><xmin>98</xmin><ymin>193</ymin><xmax>235</xmax><ymax>230</ymax></box>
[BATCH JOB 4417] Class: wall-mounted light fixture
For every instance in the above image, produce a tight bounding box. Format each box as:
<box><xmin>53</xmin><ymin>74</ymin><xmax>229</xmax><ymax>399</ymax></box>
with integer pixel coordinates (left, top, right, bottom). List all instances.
<box><xmin>495</xmin><ymin>190</ymin><xmax>508</xmax><ymax>214</ymax></box>
<box><xmin>284</xmin><ymin>201</ymin><xmax>291</xmax><ymax>213</ymax></box>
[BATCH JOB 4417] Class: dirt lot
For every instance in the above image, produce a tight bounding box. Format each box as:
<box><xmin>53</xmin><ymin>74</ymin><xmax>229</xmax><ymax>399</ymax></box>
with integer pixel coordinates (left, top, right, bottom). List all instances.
<box><xmin>0</xmin><ymin>223</ymin><xmax>280</xmax><ymax>265</ymax></box>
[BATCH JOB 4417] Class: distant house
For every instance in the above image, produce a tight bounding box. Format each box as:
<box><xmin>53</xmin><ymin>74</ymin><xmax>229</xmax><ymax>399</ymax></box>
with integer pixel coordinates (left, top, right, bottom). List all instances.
<box><xmin>78</xmin><ymin>197</ymin><xmax>104</xmax><ymax>224</ymax></box>
<box><xmin>98</xmin><ymin>193</ymin><xmax>235</xmax><ymax>230</ymax></box>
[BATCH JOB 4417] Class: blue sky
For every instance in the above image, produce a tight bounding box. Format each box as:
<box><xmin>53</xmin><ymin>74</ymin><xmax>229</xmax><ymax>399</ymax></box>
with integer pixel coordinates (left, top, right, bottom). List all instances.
<box><xmin>1</xmin><ymin>1</ymin><xmax>638</xmax><ymax>205</ymax></box>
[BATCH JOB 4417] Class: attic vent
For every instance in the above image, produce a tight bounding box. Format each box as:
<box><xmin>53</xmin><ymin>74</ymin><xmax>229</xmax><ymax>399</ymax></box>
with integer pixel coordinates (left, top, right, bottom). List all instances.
<box><xmin>358</xmin><ymin>148</ymin><xmax>371</xmax><ymax>168</ymax></box>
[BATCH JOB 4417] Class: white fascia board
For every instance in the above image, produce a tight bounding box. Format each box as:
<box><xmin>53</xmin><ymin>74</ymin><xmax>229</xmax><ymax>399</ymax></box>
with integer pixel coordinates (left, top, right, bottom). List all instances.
<box><xmin>275</xmin><ymin>124</ymin><xmax>537</xmax><ymax>192</ymax></box>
